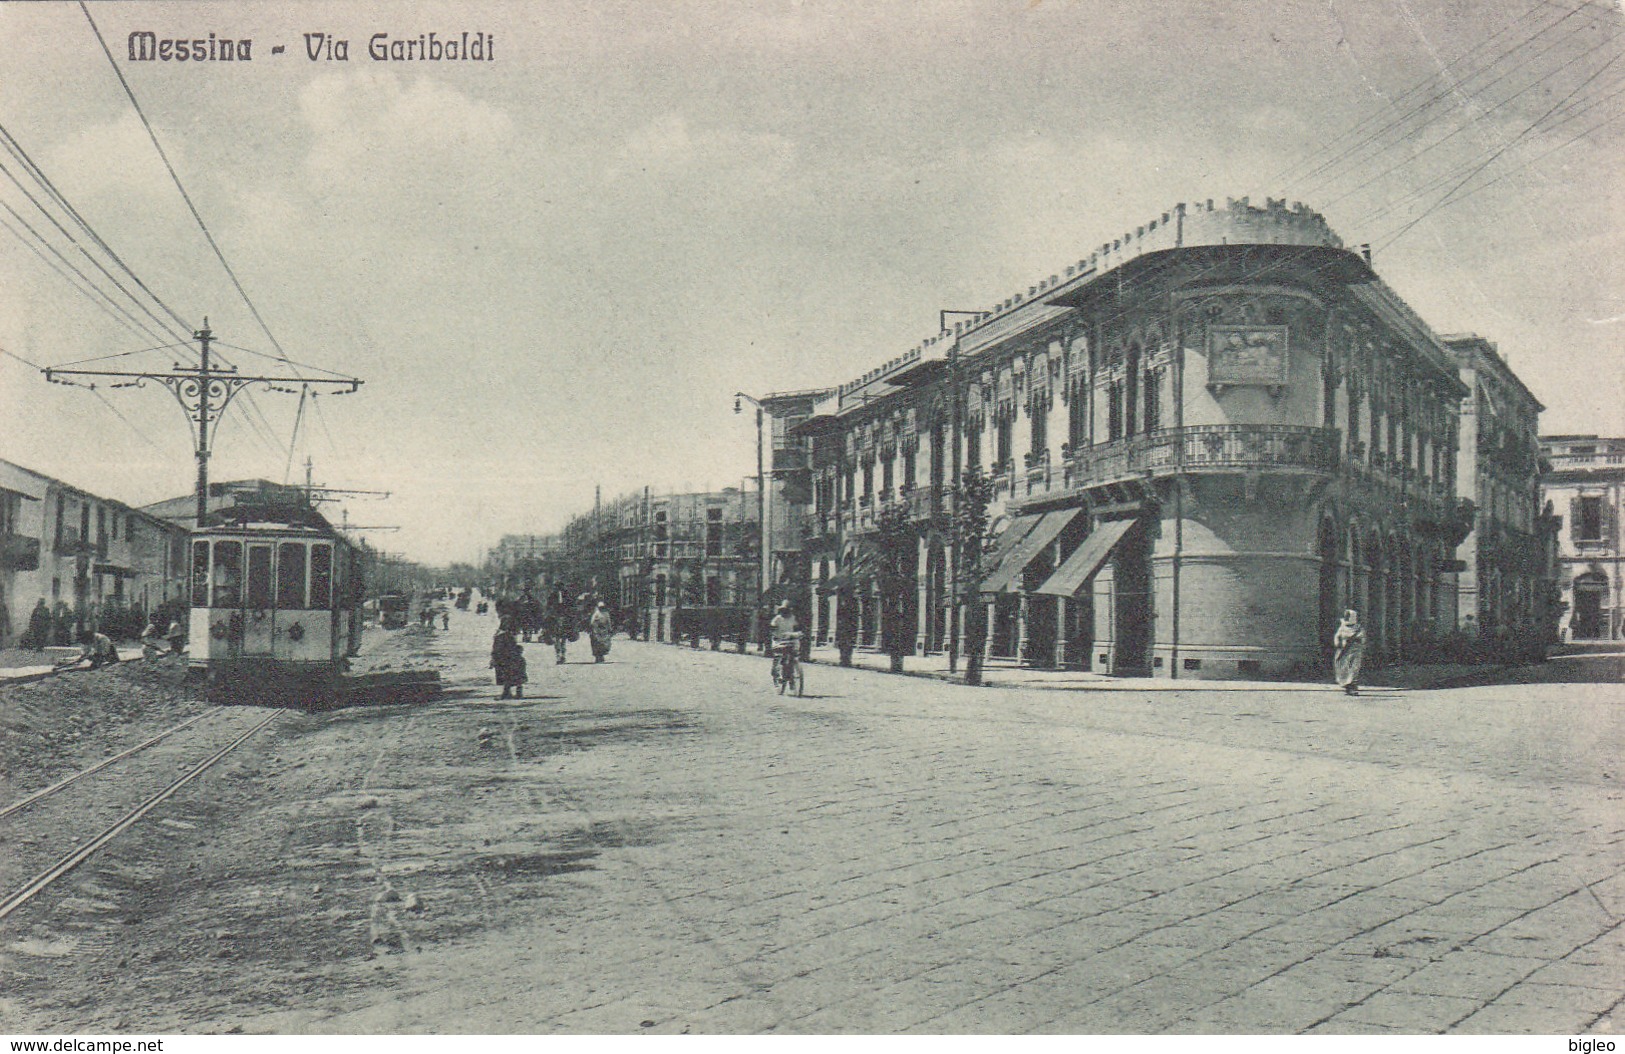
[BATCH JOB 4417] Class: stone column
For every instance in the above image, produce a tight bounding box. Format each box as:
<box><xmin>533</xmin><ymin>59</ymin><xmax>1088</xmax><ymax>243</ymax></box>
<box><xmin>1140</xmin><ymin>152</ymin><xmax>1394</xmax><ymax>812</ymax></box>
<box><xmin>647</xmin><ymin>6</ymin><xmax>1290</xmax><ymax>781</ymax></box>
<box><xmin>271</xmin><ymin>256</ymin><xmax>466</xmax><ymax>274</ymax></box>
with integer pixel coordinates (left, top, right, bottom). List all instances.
<box><xmin>915</xmin><ymin>535</ymin><xmax>931</xmax><ymax>655</ymax></box>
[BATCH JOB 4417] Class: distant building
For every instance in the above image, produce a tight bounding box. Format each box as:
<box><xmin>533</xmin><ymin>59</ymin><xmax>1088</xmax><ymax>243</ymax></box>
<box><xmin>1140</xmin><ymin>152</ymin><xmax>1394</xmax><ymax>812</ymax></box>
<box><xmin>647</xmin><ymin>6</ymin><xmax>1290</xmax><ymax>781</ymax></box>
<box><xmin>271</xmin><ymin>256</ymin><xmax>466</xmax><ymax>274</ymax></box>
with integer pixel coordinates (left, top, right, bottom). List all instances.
<box><xmin>490</xmin><ymin>487</ymin><xmax>765</xmax><ymax>644</ymax></box>
<box><xmin>140</xmin><ymin>478</ymin><xmax>307</xmax><ymax>527</ymax></box>
<box><xmin>612</xmin><ymin>488</ymin><xmax>761</xmax><ymax>643</ymax></box>
<box><xmin>1444</xmin><ymin>335</ymin><xmax>1557</xmax><ymax>655</ymax></box>
<box><xmin>1541</xmin><ymin>435</ymin><xmax>1625</xmax><ymax>641</ymax></box>
<box><xmin>0</xmin><ymin>459</ymin><xmax>189</xmax><ymax>647</ymax></box>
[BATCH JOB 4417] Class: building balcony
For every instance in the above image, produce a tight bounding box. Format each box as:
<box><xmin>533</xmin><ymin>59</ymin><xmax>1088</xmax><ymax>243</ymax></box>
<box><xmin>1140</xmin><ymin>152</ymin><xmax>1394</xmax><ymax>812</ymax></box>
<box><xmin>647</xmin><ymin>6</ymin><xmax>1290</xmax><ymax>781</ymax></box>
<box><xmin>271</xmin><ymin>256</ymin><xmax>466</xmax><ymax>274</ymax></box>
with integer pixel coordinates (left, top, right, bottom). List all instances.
<box><xmin>1</xmin><ymin>533</ymin><xmax>40</xmax><ymax>571</ymax></box>
<box><xmin>1062</xmin><ymin>425</ymin><xmax>1341</xmax><ymax>490</ymax></box>
<box><xmin>771</xmin><ymin>446</ymin><xmax>809</xmax><ymax>474</ymax></box>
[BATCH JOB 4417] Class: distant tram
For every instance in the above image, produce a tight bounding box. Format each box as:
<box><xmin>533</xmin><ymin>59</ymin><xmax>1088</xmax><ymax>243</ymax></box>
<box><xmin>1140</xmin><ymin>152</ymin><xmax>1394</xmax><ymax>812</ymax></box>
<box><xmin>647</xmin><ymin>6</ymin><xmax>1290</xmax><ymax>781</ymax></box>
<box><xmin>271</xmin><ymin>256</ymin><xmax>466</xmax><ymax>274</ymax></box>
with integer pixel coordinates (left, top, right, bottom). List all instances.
<box><xmin>379</xmin><ymin>592</ymin><xmax>410</xmax><ymax>629</ymax></box>
<box><xmin>188</xmin><ymin>504</ymin><xmax>363</xmax><ymax>702</ymax></box>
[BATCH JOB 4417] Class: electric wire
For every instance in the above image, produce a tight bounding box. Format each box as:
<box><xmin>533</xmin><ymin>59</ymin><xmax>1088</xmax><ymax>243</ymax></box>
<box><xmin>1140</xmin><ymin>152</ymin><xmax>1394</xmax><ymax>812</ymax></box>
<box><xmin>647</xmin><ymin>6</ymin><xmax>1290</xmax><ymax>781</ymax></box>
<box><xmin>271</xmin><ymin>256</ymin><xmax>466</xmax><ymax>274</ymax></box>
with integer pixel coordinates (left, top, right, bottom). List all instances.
<box><xmin>1420</xmin><ymin>103</ymin><xmax>1625</xmax><ymax>214</ymax></box>
<box><xmin>1269</xmin><ymin>0</ymin><xmax>1579</xmax><ymax>189</ymax></box>
<box><xmin>52</xmin><ymin>342</ymin><xmax>194</xmax><ymax>368</ymax></box>
<box><xmin>0</xmin><ymin>122</ymin><xmax>193</xmax><ymax>336</ymax></box>
<box><xmin>0</xmin><ymin>346</ymin><xmax>44</xmax><ymax>371</ymax></box>
<box><xmin>0</xmin><ymin>161</ymin><xmax>188</xmax><ymax>343</ymax></box>
<box><xmin>1357</xmin><ymin>70</ymin><xmax>1625</xmax><ymax>228</ymax></box>
<box><xmin>1306</xmin><ymin>32</ymin><xmax>1624</xmax><ymax>208</ymax></box>
<box><xmin>89</xmin><ymin>388</ymin><xmax>167</xmax><ymax>454</ymax></box>
<box><xmin>1374</xmin><ymin>47</ymin><xmax>1625</xmax><ymax>251</ymax></box>
<box><xmin>78</xmin><ymin>2</ymin><xmax>301</xmax><ymax>374</ymax></box>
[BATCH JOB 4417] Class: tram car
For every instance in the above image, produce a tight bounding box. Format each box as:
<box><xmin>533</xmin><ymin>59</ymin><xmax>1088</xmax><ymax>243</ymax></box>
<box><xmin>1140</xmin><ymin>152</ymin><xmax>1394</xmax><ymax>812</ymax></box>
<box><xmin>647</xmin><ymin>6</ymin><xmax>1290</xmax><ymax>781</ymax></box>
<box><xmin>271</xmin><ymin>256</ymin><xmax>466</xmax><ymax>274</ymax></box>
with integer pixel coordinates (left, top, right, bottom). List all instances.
<box><xmin>187</xmin><ymin>502</ymin><xmax>364</xmax><ymax>703</ymax></box>
<box><xmin>379</xmin><ymin>592</ymin><xmax>410</xmax><ymax>629</ymax></box>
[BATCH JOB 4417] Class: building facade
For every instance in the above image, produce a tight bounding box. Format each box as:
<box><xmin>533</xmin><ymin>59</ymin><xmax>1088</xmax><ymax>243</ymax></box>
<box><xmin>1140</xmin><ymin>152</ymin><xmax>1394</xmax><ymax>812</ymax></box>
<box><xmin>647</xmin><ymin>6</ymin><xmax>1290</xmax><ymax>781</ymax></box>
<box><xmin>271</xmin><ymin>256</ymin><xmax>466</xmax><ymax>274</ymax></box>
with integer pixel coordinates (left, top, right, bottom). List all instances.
<box><xmin>612</xmin><ymin>487</ymin><xmax>762</xmax><ymax>642</ymax></box>
<box><xmin>1542</xmin><ymin>435</ymin><xmax>1625</xmax><ymax>641</ymax></box>
<box><xmin>1443</xmin><ymin>335</ymin><xmax>1558</xmax><ymax>653</ymax></box>
<box><xmin>0</xmin><ymin>460</ymin><xmax>190</xmax><ymax>648</ymax></box>
<box><xmin>770</xmin><ymin>198</ymin><xmax>1481</xmax><ymax>679</ymax></box>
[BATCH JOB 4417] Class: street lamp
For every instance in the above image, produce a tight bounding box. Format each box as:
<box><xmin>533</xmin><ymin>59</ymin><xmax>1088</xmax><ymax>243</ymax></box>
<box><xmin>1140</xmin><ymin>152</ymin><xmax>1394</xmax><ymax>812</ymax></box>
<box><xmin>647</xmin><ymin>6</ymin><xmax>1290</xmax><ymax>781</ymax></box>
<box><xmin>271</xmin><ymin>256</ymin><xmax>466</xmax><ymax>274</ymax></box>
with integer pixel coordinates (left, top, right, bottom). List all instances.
<box><xmin>735</xmin><ymin>392</ymin><xmax>770</xmax><ymax>634</ymax></box>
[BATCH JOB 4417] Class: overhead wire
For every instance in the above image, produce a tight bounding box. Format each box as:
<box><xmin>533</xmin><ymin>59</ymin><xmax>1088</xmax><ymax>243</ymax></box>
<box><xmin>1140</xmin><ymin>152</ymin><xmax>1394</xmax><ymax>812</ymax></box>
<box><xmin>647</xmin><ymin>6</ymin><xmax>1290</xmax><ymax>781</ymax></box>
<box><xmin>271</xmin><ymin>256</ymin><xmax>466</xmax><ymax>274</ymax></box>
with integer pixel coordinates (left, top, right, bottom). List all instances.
<box><xmin>78</xmin><ymin>2</ymin><xmax>302</xmax><ymax>374</ymax></box>
<box><xmin>0</xmin><ymin>160</ymin><xmax>190</xmax><ymax>343</ymax></box>
<box><xmin>1267</xmin><ymin>0</ymin><xmax>1575</xmax><ymax>189</ymax></box>
<box><xmin>1373</xmin><ymin>46</ymin><xmax>1625</xmax><ymax>251</ymax></box>
<box><xmin>0</xmin><ymin>122</ymin><xmax>193</xmax><ymax>336</ymax></box>
<box><xmin>1306</xmin><ymin>27</ymin><xmax>1623</xmax><ymax>208</ymax></box>
<box><xmin>1356</xmin><ymin>69</ymin><xmax>1625</xmax><ymax>228</ymax></box>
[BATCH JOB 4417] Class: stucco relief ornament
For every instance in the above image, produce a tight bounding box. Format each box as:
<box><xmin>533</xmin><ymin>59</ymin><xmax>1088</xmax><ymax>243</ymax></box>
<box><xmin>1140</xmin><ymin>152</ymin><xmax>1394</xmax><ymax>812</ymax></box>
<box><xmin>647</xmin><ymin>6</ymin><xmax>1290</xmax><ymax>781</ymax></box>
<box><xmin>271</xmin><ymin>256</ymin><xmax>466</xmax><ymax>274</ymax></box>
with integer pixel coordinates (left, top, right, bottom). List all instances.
<box><xmin>1207</xmin><ymin>325</ymin><xmax>1290</xmax><ymax>398</ymax></box>
<box><xmin>287</xmin><ymin>622</ymin><xmax>305</xmax><ymax>642</ymax></box>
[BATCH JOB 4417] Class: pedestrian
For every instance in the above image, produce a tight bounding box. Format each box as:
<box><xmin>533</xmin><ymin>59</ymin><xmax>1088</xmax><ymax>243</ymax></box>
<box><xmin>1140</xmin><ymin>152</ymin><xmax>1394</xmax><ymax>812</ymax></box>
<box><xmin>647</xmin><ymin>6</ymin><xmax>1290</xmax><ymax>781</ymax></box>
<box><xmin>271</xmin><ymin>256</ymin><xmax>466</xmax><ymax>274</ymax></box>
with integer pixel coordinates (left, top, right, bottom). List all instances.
<box><xmin>517</xmin><ymin>588</ymin><xmax>541</xmax><ymax>643</ymax></box>
<box><xmin>441</xmin><ymin>610</ymin><xmax>450</xmax><ymax>630</ymax></box>
<box><xmin>21</xmin><ymin>598</ymin><xmax>51</xmax><ymax>650</ymax></box>
<box><xmin>59</xmin><ymin>629</ymin><xmax>120</xmax><ymax>671</ymax></box>
<box><xmin>165</xmin><ymin>616</ymin><xmax>187</xmax><ymax>659</ymax></box>
<box><xmin>546</xmin><ymin>584</ymin><xmax>573</xmax><ymax>665</ymax></box>
<box><xmin>140</xmin><ymin>614</ymin><xmax>166</xmax><ymax>663</ymax></box>
<box><xmin>1332</xmin><ymin>609</ymin><xmax>1365</xmax><ymax>696</ymax></box>
<box><xmin>589</xmin><ymin>601</ymin><xmax>613</xmax><ymax>663</ymax></box>
<box><xmin>490</xmin><ymin>620</ymin><xmax>526</xmax><ymax>699</ymax></box>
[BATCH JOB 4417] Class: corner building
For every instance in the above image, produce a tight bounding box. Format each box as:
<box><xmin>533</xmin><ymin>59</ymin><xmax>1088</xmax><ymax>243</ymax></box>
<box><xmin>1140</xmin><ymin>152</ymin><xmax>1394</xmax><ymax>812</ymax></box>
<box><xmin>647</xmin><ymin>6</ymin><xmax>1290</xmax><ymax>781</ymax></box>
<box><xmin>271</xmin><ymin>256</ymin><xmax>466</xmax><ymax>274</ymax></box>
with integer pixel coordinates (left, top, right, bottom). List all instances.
<box><xmin>775</xmin><ymin>199</ymin><xmax>1475</xmax><ymax>679</ymax></box>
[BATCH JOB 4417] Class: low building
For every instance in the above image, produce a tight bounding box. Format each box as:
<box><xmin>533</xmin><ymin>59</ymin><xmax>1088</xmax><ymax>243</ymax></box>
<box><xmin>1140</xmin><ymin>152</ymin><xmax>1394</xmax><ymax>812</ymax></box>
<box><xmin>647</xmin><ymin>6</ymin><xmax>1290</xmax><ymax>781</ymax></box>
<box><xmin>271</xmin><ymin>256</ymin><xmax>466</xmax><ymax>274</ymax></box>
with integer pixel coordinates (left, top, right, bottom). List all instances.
<box><xmin>1541</xmin><ymin>435</ymin><xmax>1625</xmax><ymax>641</ymax></box>
<box><xmin>771</xmin><ymin>197</ymin><xmax>1484</xmax><ymax>679</ymax></box>
<box><xmin>0</xmin><ymin>460</ymin><xmax>190</xmax><ymax>647</ymax></box>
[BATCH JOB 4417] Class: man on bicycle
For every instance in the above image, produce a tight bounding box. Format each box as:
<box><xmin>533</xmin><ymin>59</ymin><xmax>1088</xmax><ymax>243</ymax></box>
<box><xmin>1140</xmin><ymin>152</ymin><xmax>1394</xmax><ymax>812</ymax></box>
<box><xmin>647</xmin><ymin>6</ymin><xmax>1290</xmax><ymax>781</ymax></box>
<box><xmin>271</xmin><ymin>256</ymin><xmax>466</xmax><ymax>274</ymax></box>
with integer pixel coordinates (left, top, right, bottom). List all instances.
<box><xmin>769</xmin><ymin>601</ymin><xmax>799</xmax><ymax>682</ymax></box>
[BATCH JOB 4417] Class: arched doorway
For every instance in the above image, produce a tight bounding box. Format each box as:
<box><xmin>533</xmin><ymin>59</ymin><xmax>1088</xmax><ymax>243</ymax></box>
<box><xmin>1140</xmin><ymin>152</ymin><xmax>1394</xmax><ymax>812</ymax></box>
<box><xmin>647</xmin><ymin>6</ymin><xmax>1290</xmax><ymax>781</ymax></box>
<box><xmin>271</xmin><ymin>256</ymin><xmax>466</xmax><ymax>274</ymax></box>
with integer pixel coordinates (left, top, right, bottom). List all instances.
<box><xmin>1573</xmin><ymin>571</ymin><xmax>1608</xmax><ymax>640</ymax></box>
<box><xmin>924</xmin><ymin>542</ymin><xmax>947</xmax><ymax>654</ymax></box>
<box><xmin>1367</xmin><ymin>529</ymin><xmax>1386</xmax><ymax>662</ymax></box>
<box><xmin>1318</xmin><ymin>517</ymin><xmax>1340</xmax><ymax>671</ymax></box>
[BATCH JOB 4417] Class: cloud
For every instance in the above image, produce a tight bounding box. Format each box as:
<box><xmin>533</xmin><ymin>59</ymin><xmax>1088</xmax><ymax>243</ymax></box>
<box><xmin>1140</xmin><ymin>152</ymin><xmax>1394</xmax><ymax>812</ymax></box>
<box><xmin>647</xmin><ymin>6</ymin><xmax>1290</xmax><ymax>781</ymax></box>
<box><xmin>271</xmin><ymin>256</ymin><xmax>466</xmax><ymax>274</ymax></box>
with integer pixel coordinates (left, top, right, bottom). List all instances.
<box><xmin>298</xmin><ymin>69</ymin><xmax>516</xmax><ymax>195</ymax></box>
<box><xmin>43</xmin><ymin>110</ymin><xmax>178</xmax><ymax>205</ymax></box>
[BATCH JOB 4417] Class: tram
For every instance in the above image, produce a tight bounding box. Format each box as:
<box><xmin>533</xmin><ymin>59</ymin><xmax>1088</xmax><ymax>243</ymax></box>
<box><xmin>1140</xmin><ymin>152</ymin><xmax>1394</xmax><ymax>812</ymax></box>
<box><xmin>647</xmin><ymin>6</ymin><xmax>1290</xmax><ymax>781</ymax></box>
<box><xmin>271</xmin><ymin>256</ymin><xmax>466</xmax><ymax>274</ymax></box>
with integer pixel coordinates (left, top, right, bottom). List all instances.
<box><xmin>187</xmin><ymin>502</ymin><xmax>363</xmax><ymax>702</ymax></box>
<box><xmin>379</xmin><ymin>592</ymin><xmax>410</xmax><ymax>629</ymax></box>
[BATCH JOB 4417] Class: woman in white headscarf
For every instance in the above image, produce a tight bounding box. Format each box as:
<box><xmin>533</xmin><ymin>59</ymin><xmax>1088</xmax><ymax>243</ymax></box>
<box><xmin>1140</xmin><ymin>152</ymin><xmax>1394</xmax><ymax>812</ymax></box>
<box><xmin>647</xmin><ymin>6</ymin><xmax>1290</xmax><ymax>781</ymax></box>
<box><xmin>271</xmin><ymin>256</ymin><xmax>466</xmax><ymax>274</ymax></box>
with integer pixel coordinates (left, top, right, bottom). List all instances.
<box><xmin>1333</xmin><ymin>609</ymin><xmax>1366</xmax><ymax>695</ymax></box>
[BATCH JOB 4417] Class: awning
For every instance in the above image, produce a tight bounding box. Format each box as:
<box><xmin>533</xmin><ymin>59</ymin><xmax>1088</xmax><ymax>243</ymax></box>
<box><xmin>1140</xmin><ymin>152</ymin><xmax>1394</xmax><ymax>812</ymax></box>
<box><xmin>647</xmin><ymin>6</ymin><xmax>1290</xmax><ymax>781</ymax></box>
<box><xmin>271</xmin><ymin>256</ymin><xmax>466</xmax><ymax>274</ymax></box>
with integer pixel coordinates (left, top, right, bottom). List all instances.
<box><xmin>93</xmin><ymin>562</ymin><xmax>139</xmax><ymax>579</ymax></box>
<box><xmin>979</xmin><ymin>507</ymin><xmax>1087</xmax><ymax>594</ymax></box>
<box><xmin>987</xmin><ymin>512</ymin><xmax>1041</xmax><ymax>563</ymax></box>
<box><xmin>1034</xmin><ymin>518</ymin><xmax>1137</xmax><ymax>598</ymax></box>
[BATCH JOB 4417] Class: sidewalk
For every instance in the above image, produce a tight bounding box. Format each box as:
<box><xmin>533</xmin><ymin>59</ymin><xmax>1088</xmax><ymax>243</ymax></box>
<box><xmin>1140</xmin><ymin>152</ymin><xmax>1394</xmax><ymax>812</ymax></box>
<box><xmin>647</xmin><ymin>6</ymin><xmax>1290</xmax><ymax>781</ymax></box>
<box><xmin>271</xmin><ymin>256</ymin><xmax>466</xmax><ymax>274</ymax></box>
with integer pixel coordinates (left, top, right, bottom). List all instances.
<box><xmin>642</xmin><ymin>636</ymin><xmax>1508</xmax><ymax>693</ymax></box>
<box><xmin>0</xmin><ymin>642</ymin><xmax>147</xmax><ymax>685</ymax></box>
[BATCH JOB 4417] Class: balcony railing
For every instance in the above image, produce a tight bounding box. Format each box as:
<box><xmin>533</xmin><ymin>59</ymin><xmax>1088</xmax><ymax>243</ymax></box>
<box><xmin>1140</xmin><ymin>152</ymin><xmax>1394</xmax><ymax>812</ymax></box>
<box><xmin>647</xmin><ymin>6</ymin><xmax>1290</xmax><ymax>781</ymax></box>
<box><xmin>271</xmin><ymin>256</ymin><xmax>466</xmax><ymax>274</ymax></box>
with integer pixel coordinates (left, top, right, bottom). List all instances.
<box><xmin>1</xmin><ymin>533</ymin><xmax>40</xmax><ymax>571</ymax></box>
<box><xmin>771</xmin><ymin>446</ymin><xmax>809</xmax><ymax>473</ymax></box>
<box><xmin>1062</xmin><ymin>425</ymin><xmax>1340</xmax><ymax>489</ymax></box>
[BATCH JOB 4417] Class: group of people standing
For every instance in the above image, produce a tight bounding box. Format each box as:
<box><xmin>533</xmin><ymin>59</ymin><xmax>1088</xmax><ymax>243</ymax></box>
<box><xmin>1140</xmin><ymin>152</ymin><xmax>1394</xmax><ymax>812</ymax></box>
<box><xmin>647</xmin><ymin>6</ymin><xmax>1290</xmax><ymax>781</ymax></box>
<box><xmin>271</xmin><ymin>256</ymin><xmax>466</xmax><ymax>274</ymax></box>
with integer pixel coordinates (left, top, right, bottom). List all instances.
<box><xmin>488</xmin><ymin>586</ymin><xmax>616</xmax><ymax>699</ymax></box>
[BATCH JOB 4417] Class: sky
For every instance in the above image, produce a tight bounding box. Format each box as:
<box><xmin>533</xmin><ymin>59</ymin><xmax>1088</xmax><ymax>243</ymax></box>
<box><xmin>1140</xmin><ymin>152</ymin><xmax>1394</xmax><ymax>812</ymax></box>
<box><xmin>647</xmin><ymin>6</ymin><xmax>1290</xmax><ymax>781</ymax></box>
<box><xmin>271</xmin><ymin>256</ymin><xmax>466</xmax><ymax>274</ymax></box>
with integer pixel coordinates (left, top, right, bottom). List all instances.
<box><xmin>0</xmin><ymin>0</ymin><xmax>1620</xmax><ymax>565</ymax></box>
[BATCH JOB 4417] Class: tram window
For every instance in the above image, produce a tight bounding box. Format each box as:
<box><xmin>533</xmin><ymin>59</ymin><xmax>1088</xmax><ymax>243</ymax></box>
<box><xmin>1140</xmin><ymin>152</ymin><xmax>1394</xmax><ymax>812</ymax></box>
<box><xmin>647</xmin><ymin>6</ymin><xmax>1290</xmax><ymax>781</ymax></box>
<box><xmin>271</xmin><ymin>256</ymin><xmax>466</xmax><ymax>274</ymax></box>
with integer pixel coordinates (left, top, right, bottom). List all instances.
<box><xmin>309</xmin><ymin>544</ymin><xmax>333</xmax><ymax>608</ymax></box>
<box><xmin>212</xmin><ymin>541</ymin><xmax>243</xmax><ymax>607</ymax></box>
<box><xmin>277</xmin><ymin>543</ymin><xmax>307</xmax><ymax>609</ymax></box>
<box><xmin>247</xmin><ymin>546</ymin><xmax>273</xmax><ymax>609</ymax></box>
<box><xmin>191</xmin><ymin>541</ymin><xmax>210</xmax><ymax>607</ymax></box>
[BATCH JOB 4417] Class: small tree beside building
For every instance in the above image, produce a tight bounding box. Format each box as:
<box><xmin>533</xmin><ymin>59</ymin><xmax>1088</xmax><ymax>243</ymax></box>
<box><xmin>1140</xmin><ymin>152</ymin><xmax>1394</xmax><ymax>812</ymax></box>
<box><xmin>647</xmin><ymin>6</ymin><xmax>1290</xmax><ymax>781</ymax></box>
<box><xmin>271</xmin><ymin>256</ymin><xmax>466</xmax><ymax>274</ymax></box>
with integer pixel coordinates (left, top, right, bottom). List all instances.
<box><xmin>953</xmin><ymin>465</ymin><xmax>996</xmax><ymax>686</ymax></box>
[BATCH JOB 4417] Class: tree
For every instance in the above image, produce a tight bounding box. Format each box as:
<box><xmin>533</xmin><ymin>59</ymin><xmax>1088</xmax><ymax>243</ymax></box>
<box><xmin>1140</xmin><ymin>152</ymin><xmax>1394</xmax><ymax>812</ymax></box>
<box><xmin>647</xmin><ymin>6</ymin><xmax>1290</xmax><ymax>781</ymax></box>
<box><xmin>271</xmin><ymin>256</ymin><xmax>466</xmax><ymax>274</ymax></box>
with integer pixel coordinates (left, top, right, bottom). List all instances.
<box><xmin>873</xmin><ymin>501</ymin><xmax>916</xmax><ymax>673</ymax></box>
<box><xmin>952</xmin><ymin>465</ymin><xmax>997</xmax><ymax>686</ymax></box>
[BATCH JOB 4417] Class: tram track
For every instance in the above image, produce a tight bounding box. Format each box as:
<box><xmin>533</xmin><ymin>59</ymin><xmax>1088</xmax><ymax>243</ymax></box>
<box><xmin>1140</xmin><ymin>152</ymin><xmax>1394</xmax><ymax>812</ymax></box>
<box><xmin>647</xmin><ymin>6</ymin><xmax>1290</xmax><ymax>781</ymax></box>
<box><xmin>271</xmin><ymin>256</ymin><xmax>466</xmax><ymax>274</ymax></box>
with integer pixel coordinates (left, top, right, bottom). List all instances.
<box><xmin>0</xmin><ymin>707</ymin><xmax>220</xmax><ymax>821</ymax></box>
<box><xmin>0</xmin><ymin>705</ymin><xmax>283</xmax><ymax>923</ymax></box>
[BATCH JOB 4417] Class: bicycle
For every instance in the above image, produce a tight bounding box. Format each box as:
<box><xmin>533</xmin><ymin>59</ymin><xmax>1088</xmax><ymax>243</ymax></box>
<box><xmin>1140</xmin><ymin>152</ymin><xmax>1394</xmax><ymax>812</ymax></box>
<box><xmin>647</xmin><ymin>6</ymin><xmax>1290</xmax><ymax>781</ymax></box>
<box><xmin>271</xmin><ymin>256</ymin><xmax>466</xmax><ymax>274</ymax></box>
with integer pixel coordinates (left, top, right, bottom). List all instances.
<box><xmin>770</xmin><ymin>634</ymin><xmax>805</xmax><ymax>696</ymax></box>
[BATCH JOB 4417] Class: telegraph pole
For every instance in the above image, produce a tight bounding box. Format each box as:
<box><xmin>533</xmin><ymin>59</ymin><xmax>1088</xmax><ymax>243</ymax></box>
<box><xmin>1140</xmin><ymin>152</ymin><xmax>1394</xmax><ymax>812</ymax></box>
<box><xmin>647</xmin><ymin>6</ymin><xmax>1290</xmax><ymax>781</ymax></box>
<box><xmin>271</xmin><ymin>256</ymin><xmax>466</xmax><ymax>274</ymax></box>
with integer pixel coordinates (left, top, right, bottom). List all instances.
<box><xmin>43</xmin><ymin>319</ymin><xmax>362</xmax><ymax>527</ymax></box>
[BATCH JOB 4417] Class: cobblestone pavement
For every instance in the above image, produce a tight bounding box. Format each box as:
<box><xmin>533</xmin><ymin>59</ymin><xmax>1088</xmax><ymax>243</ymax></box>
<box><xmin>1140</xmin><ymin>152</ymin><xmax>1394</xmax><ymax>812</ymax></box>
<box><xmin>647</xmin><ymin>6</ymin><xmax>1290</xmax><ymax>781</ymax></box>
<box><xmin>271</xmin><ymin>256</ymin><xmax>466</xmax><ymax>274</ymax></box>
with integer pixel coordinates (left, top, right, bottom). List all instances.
<box><xmin>251</xmin><ymin>627</ymin><xmax>1624</xmax><ymax>1035</ymax></box>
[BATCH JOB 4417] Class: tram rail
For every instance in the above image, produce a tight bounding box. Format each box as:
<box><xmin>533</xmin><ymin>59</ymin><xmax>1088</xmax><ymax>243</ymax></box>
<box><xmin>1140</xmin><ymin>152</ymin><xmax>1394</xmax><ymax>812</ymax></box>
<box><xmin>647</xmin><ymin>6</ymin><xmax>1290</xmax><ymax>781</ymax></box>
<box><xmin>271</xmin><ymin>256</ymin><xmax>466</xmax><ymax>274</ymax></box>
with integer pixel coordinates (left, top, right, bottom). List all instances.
<box><xmin>0</xmin><ymin>707</ymin><xmax>220</xmax><ymax>821</ymax></box>
<box><xmin>0</xmin><ymin>707</ymin><xmax>282</xmax><ymax>922</ymax></box>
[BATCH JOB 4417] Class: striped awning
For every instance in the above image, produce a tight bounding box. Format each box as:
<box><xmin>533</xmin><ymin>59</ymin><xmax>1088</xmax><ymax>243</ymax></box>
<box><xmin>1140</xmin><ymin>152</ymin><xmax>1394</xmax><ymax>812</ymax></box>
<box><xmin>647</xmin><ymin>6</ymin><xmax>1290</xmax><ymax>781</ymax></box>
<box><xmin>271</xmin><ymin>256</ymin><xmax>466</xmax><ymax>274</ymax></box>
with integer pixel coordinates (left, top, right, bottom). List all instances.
<box><xmin>1033</xmin><ymin>518</ymin><xmax>1137</xmax><ymax>598</ymax></box>
<box><xmin>979</xmin><ymin>507</ymin><xmax>1087</xmax><ymax>595</ymax></box>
